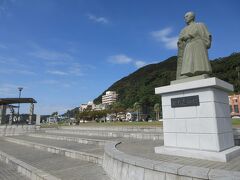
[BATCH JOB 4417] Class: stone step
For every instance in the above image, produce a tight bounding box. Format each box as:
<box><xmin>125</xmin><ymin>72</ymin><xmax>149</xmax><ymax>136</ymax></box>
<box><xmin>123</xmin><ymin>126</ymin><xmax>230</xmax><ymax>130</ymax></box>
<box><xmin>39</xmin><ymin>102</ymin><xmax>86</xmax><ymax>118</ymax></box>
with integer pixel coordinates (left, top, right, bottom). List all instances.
<box><xmin>0</xmin><ymin>125</ymin><xmax>40</xmax><ymax>136</ymax></box>
<box><xmin>0</xmin><ymin>160</ymin><xmax>29</xmax><ymax>180</ymax></box>
<box><xmin>44</xmin><ymin>129</ymin><xmax>163</xmax><ymax>140</ymax></box>
<box><xmin>28</xmin><ymin>133</ymin><xmax>112</xmax><ymax>146</ymax></box>
<box><xmin>0</xmin><ymin>148</ymin><xmax>59</xmax><ymax>180</ymax></box>
<box><xmin>4</xmin><ymin>136</ymin><xmax>103</xmax><ymax>164</ymax></box>
<box><xmin>0</xmin><ymin>138</ymin><xmax>110</xmax><ymax>180</ymax></box>
<box><xmin>44</xmin><ymin>132</ymin><xmax>124</xmax><ymax>141</ymax></box>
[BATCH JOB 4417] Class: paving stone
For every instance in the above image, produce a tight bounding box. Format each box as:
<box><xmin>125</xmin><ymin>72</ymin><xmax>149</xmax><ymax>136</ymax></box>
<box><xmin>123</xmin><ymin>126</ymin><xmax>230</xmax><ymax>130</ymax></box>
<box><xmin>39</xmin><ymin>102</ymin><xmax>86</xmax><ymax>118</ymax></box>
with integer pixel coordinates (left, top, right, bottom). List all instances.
<box><xmin>178</xmin><ymin>166</ymin><xmax>209</xmax><ymax>179</ymax></box>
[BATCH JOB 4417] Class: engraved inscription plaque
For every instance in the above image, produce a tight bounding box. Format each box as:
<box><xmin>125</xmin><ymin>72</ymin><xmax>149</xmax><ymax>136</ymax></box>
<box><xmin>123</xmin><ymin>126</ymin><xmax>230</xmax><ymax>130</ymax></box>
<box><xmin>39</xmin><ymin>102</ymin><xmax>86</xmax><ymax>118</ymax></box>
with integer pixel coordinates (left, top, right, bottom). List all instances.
<box><xmin>171</xmin><ymin>95</ymin><xmax>199</xmax><ymax>108</ymax></box>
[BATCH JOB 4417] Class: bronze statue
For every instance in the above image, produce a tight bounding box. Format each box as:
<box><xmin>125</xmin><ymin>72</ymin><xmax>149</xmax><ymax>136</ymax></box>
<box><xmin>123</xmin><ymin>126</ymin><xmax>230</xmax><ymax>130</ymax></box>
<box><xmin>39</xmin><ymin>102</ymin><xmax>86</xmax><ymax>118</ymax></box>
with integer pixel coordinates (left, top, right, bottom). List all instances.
<box><xmin>176</xmin><ymin>12</ymin><xmax>212</xmax><ymax>79</ymax></box>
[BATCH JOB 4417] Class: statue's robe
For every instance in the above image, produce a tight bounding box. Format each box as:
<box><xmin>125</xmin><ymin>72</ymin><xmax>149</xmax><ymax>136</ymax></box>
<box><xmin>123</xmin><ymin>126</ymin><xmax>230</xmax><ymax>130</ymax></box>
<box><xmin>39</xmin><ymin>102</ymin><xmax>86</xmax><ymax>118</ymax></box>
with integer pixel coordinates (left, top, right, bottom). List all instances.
<box><xmin>179</xmin><ymin>22</ymin><xmax>212</xmax><ymax>76</ymax></box>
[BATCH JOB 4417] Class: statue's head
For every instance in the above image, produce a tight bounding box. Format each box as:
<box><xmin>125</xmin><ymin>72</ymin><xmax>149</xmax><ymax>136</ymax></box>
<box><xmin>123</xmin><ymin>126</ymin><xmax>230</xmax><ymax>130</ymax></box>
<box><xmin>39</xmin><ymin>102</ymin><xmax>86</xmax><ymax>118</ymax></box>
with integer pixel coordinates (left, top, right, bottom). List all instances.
<box><xmin>184</xmin><ymin>11</ymin><xmax>195</xmax><ymax>24</ymax></box>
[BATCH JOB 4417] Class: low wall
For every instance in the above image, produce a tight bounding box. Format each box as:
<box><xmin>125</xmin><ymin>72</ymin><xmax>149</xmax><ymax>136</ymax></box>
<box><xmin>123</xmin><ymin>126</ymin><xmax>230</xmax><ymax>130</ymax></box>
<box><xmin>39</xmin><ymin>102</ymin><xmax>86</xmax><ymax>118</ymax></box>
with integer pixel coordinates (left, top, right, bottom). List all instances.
<box><xmin>103</xmin><ymin>142</ymin><xmax>240</xmax><ymax>180</ymax></box>
<box><xmin>0</xmin><ymin>125</ymin><xmax>40</xmax><ymax>136</ymax></box>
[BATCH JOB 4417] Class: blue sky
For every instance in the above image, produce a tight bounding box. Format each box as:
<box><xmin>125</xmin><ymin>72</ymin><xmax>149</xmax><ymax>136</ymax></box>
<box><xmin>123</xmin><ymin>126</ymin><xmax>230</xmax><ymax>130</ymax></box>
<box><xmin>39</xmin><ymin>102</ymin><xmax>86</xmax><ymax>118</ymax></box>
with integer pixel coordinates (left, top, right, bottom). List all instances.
<box><xmin>0</xmin><ymin>0</ymin><xmax>239</xmax><ymax>115</ymax></box>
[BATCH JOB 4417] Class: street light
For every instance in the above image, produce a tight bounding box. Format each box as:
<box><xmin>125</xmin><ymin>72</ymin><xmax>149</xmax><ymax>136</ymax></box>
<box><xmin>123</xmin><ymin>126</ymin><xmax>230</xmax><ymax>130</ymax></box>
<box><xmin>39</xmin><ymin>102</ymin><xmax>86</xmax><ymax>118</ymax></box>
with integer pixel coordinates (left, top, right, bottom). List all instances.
<box><xmin>17</xmin><ymin>87</ymin><xmax>23</xmax><ymax>125</ymax></box>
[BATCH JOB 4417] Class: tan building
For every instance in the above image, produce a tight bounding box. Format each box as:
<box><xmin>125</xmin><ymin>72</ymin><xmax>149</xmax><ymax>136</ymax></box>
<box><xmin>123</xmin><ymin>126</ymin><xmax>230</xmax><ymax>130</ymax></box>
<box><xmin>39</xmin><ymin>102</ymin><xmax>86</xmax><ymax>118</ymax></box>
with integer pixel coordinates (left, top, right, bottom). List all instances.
<box><xmin>79</xmin><ymin>101</ymin><xmax>95</xmax><ymax>112</ymax></box>
<box><xmin>102</xmin><ymin>91</ymin><xmax>118</xmax><ymax>105</ymax></box>
<box><xmin>229</xmin><ymin>94</ymin><xmax>240</xmax><ymax>117</ymax></box>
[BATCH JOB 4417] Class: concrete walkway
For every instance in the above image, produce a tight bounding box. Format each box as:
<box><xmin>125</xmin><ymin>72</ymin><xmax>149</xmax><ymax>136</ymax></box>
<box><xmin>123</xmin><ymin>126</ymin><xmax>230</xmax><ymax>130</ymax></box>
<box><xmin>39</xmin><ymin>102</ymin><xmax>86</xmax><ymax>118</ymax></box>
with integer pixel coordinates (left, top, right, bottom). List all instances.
<box><xmin>1</xmin><ymin>127</ymin><xmax>240</xmax><ymax>179</ymax></box>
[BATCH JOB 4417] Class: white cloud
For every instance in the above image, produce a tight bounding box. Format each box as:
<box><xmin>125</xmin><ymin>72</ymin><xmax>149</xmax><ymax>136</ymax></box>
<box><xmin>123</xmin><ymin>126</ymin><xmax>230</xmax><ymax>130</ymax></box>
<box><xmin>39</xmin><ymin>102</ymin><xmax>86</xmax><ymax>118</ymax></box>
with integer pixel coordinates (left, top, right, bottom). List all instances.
<box><xmin>108</xmin><ymin>54</ymin><xmax>147</xmax><ymax>68</ymax></box>
<box><xmin>0</xmin><ymin>43</ymin><xmax>7</xmax><ymax>49</ymax></box>
<box><xmin>28</xmin><ymin>43</ymin><xmax>95</xmax><ymax>77</ymax></box>
<box><xmin>36</xmin><ymin>104</ymin><xmax>74</xmax><ymax>115</ymax></box>
<box><xmin>0</xmin><ymin>84</ymin><xmax>26</xmax><ymax>97</ymax></box>
<box><xmin>0</xmin><ymin>0</ymin><xmax>14</xmax><ymax>17</ymax></box>
<box><xmin>46</xmin><ymin>63</ymin><xmax>85</xmax><ymax>77</ymax></box>
<box><xmin>108</xmin><ymin>54</ymin><xmax>133</xmax><ymax>64</ymax></box>
<box><xmin>0</xmin><ymin>69</ymin><xmax>35</xmax><ymax>75</ymax></box>
<box><xmin>87</xmin><ymin>14</ymin><xmax>109</xmax><ymax>24</ymax></box>
<box><xmin>0</xmin><ymin>55</ymin><xmax>36</xmax><ymax>75</ymax></box>
<box><xmin>40</xmin><ymin>80</ymin><xmax>59</xmax><ymax>85</ymax></box>
<box><xmin>151</xmin><ymin>27</ymin><xmax>178</xmax><ymax>50</ymax></box>
<box><xmin>40</xmin><ymin>79</ymin><xmax>77</xmax><ymax>89</ymax></box>
<box><xmin>68</xmin><ymin>63</ymin><xmax>84</xmax><ymax>76</ymax></box>
<box><xmin>134</xmin><ymin>60</ymin><xmax>146</xmax><ymax>68</ymax></box>
<box><xmin>47</xmin><ymin>70</ymin><xmax>68</xmax><ymax>76</ymax></box>
<box><xmin>30</xmin><ymin>48</ymin><xmax>73</xmax><ymax>62</ymax></box>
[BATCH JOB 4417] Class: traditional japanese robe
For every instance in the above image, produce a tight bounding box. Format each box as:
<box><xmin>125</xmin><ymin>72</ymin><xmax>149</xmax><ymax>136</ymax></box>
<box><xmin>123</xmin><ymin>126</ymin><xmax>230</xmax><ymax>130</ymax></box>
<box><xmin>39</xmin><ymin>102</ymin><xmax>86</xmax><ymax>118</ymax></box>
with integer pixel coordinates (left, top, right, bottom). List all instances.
<box><xmin>179</xmin><ymin>22</ymin><xmax>212</xmax><ymax>76</ymax></box>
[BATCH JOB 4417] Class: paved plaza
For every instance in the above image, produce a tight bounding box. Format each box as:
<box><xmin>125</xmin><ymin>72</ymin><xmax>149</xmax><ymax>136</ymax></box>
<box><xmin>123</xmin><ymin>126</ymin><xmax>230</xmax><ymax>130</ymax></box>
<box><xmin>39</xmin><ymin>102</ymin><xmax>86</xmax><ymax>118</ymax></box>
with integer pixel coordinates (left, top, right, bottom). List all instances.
<box><xmin>0</xmin><ymin>126</ymin><xmax>240</xmax><ymax>179</ymax></box>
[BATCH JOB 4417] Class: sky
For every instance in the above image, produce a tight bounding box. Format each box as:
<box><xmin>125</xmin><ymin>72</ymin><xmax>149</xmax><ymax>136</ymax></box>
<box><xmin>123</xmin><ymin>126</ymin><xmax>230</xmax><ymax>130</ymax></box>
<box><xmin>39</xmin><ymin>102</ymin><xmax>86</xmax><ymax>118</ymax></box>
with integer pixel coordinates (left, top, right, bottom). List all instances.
<box><xmin>0</xmin><ymin>0</ymin><xmax>239</xmax><ymax>115</ymax></box>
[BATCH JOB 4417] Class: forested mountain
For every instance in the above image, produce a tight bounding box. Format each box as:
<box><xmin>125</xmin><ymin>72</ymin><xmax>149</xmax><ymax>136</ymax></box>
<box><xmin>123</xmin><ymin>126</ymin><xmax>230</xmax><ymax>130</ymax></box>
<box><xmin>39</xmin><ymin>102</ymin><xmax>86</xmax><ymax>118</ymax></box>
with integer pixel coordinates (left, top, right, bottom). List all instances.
<box><xmin>94</xmin><ymin>53</ymin><xmax>240</xmax><ymax>114</ymax></box>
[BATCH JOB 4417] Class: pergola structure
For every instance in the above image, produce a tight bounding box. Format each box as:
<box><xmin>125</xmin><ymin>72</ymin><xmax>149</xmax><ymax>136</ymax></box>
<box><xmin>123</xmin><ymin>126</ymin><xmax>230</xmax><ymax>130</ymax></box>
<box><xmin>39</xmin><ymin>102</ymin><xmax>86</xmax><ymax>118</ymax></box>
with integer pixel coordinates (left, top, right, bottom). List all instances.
<box><xmin>0</xmin><ymin>98</ymin><xmax>37</xmax><ymax>125</ymax></box>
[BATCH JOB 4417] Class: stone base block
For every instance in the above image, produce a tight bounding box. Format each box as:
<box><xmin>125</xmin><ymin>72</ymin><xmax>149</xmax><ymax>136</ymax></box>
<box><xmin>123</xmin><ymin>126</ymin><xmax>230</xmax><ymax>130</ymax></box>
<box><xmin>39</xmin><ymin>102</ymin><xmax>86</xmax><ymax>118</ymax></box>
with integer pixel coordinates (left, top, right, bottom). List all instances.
<box><xmin>155</xmin><ymin>146</ymin><xmax>240</xmax><ymax>162</ymax></box>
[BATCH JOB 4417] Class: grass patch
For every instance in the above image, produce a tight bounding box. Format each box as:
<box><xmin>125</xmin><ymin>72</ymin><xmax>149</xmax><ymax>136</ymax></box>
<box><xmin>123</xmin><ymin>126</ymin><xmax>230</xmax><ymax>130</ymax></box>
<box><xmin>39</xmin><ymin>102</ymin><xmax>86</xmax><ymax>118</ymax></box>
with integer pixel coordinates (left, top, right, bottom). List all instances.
<box><xmin>40</xmin><ymin>121</ymin><xmax>163</xmax><ymax>128</ymax></box>
<box><xmin>232</xmin><ymin>118</ymin><xmax>240</xmax><ymax>126</ymax></box>
<box><xmin>78</xmin><ymin>121</ymin><xmax>163</xmax><ymax>127</ymax></box>
<box><xmin>40</xmin><ymin>122</ymin><xmax>70</xmax><ymax>128</ymax></box>
<box><xmin>40</xmin><ymin>119</ymin><xmax>240</xmax><ymax>128</ymax></box>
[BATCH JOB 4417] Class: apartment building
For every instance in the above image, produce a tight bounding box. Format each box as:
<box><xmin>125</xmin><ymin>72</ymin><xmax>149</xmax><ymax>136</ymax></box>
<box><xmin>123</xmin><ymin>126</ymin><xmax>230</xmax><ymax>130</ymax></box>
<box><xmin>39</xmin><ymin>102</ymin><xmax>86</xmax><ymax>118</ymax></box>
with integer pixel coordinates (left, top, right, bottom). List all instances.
<box><xmin>229</xmin><ymin>94</ymin><xmax>240</xmax><ymax>117</ymax></box>
<box><xmin>102</xmin><ymin>91</ymin><xmax>118</xmax><ymax>105</ymax></box>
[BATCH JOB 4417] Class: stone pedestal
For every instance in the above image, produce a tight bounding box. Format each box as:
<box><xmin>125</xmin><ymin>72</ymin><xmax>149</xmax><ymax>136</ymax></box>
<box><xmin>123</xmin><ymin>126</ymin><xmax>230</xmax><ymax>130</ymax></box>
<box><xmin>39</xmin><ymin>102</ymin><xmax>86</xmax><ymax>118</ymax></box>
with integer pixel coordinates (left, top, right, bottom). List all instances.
<box><xmin>155</xmin><ymin>77</ymin><xmax>240</xmax><ymax>162</ymax></box>
<box><xmin>36</xmin><ymin>115</ymin><xmax>41</xmax><ymax>126</ymax></box>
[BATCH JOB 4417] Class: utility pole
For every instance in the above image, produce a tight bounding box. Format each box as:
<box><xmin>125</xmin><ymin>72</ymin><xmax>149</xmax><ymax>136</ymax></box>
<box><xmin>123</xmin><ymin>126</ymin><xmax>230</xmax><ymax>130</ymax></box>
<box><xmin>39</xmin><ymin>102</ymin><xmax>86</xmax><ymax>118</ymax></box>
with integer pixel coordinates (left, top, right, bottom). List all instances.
<box><xmin>17</xmin><ymin>87</ymin><xmax>23</xmax><ymax>125</ymax></box>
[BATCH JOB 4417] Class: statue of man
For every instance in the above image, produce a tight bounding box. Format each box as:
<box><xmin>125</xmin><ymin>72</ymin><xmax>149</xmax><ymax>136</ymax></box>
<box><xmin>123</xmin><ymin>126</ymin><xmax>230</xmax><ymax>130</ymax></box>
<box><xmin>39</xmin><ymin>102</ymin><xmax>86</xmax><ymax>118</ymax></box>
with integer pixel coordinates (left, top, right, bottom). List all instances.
<box><xmin>176</xmin><ymin>12</ymin><xmax>212</xmax><ymax>79</ymax></box>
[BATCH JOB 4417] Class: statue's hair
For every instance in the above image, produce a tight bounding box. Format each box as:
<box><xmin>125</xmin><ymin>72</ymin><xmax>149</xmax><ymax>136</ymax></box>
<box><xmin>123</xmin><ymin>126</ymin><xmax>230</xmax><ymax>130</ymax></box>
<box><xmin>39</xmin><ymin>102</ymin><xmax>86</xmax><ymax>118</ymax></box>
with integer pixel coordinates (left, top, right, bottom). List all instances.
<box><xmin>185</xmin><ymin>11</ymin><xmax>195</xmax><ymax>21</ymax></box>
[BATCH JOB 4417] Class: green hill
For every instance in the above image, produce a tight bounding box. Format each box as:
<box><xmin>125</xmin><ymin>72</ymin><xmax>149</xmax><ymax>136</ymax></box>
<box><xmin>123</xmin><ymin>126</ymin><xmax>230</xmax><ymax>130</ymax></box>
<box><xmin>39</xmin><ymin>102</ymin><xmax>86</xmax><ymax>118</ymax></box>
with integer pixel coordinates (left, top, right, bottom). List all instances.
<box><xmin>94</xmin><ymin>53</ymin><xmax>240</xmax><ymax>114</ymax></box>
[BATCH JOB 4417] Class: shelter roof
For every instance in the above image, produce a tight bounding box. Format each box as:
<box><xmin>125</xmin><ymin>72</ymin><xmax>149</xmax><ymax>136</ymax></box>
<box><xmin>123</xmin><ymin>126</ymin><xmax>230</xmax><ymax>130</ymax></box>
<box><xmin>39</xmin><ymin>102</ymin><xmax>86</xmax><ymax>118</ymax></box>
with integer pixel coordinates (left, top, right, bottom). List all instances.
<box><xmin>0</xmin><ymin>98</ymin><xmax>37</xmax><ymax>105</ymax></box>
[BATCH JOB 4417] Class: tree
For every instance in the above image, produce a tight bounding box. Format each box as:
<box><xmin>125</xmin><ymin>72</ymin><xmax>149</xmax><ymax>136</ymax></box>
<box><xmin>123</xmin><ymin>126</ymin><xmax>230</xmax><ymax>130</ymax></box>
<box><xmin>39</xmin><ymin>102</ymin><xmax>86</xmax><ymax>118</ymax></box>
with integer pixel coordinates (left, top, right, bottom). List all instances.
<box><xmin>110</xmin><ymin>102</ymin><xmax>125</xmax><ymax>121</ymax></box>
<box><xmin>133</xmin><ymin>102</ymin><xmax>141</xmax><ymax>121</ymax></box>
<box><xmin>66</xmin><ymin>110</ymin><xmax>71</xmax><ymax>118</ymax></box>
<box><xmin>51</xmin><ymin>112</ymin><xmax>58</xmax><ymax>117</ymax></box>
<box><xmin>154</xmin><ymin>103</ymin><xmax>160</xmax><ymax>121</ymax></box>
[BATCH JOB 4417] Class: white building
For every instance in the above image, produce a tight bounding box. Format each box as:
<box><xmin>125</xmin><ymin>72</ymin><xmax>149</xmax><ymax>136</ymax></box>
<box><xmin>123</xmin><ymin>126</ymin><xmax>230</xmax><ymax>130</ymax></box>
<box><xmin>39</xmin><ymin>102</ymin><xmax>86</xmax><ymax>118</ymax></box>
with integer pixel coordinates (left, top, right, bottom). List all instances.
<box><xmin>79</xmin><ymin>104</ymin><xmax>88</xmax><ymax>112</ymax></box>
<box><xmin>79</xmin><ymin>101</ymin><xmax>101</xmax><ymax>112</ymax></box>
<box><xmin>94</xmin><ymin>104</ymin><xmax>106</xmax><ymax>110</ymax></box>
<box><xmin>102</xmin><ymin>91</ymin><xmax>118</xmax><ymax>105</ymax></box>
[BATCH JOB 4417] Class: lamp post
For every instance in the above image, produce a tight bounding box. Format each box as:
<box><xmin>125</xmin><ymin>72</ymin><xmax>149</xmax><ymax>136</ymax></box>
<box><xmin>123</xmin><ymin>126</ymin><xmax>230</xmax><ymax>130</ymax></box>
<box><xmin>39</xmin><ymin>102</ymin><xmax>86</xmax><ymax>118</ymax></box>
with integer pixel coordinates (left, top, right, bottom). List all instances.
<box><xmin>17</xmin><ymin>87</ymin><xmax>23</xmax><ymax>125</ymax></box>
